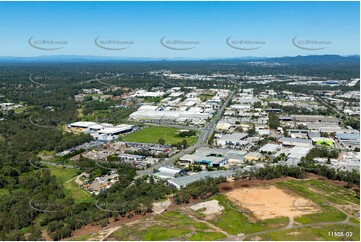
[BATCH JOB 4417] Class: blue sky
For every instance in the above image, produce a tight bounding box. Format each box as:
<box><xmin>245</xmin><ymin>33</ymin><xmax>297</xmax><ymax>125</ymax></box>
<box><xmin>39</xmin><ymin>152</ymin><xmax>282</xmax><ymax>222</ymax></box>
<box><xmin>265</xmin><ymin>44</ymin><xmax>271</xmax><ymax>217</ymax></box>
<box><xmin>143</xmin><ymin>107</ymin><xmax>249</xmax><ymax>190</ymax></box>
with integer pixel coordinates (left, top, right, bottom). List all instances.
<box><xmin>0</xmin><ymin>1</ymin><xmax>359</xmax><ymax>58</ymax></box>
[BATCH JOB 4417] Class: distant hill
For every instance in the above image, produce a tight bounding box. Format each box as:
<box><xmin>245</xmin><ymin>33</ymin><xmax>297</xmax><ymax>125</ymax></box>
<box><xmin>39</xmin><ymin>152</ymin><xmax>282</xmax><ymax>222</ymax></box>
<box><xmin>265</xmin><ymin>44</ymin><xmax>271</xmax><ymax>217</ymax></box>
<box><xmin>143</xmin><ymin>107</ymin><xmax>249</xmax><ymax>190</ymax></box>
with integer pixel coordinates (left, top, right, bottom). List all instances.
<box><xmin>0</xmin><ymin>54</ymin><xmax>359</xmax><ymax>65</ymax></box>
<box><xmin>261</xmin><ymin>55</ymin><xmax>360</xmax><ymax>65</ymax></box>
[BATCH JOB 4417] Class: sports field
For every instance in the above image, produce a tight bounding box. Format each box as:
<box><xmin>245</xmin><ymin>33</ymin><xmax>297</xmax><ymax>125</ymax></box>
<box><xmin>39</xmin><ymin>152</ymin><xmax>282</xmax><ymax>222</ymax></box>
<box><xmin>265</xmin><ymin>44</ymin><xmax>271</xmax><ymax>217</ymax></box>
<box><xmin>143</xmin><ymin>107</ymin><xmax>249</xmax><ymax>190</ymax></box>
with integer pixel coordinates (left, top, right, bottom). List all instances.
<box><xmin>122</xmin><ymin>126</ymin><xmax>198</xmax><ymax>145</ymax></box>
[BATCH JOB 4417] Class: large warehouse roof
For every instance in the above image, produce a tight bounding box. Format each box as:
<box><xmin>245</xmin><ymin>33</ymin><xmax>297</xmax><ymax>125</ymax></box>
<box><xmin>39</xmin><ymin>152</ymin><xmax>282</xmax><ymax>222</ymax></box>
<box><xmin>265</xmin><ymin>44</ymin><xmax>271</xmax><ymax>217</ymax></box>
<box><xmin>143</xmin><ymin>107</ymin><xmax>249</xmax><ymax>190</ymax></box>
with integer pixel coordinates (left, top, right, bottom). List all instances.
<box><xmin>168</xmin><ymin>170</ymin><xmax>234</xmax><ymax>189</ymax></box>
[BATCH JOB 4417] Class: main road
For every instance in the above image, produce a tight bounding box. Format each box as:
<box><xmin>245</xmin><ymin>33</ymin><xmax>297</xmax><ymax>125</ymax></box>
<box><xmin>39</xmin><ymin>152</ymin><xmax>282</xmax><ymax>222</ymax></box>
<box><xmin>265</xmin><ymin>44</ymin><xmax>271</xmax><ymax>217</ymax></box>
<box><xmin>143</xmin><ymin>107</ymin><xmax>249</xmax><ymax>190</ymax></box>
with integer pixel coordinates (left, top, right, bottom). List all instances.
<box><xmin>137</xmin><ymin>90</ymin><xmax>235</xmax><ymax>176</ymax></box>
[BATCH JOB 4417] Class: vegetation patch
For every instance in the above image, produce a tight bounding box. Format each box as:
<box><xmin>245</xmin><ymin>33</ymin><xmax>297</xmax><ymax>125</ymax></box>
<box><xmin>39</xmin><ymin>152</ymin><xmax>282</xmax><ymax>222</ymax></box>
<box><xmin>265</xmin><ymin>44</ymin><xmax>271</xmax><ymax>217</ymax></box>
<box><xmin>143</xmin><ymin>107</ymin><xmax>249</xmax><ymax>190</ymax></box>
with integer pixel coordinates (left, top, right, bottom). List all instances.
<box><xmin>257</xmin><ymin>224</ymin><xmax>360</xmax><ymax>241</ymax></box>
<box><xmin>276</xmin><ymin>180</ymin><xmax>347</xmax><ymax>224</ymax></box>
<box><xmin>210</xmin><ymin>195</ymin><xmax>289</xmax><ymax>235</ymax></box>
<box><xmin>123</xmin><ymin>126</ymin><xmax>198</xmax><ymax>145</ymax></box>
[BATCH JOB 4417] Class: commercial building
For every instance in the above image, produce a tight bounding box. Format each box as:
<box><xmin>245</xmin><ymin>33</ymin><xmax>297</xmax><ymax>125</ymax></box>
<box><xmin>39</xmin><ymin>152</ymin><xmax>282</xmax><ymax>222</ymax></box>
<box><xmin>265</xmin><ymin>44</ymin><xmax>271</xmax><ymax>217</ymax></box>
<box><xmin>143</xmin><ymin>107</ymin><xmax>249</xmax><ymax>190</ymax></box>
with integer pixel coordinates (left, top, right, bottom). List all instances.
<box><xmin>216</xmin><ymin>133</ymin><xmax>248</xmax><ymax>148</ymax></box>
<box><xmin>260</xmin><ymin>143</ymin><xmax>282</xmax><ymax>154</ymax></box>
<box><xmin>154</xmin><ymin>166</ymin><xmax>185</xmax><ymax>180</ymax></box>
<box><xmin>285</xmin><ymin>146</ymin><xmax>313</xmax><ymax>166</ymax></box>
<box><xmin>292</xmin><ymin>115</ymin><xmax>339</xmax><ymax>123</ymax></box>
<box><xmin>335</xmin><ymin>133</ymin><xmax>360</xmax><ymax>150</ymax></box>
<box><xmin>180</xmin><ymin>147</ymin><xmax>245</xmax><ymax>167</ymax></box>
<box><xmin>168</xmin><ymin>170</ymin><xmax>234</xmax><ymax>189</ymax></box>
<box><xmin>278</xmin><ymin>137</ymin><xmax>312</xmax><ymax>147</ymax></box>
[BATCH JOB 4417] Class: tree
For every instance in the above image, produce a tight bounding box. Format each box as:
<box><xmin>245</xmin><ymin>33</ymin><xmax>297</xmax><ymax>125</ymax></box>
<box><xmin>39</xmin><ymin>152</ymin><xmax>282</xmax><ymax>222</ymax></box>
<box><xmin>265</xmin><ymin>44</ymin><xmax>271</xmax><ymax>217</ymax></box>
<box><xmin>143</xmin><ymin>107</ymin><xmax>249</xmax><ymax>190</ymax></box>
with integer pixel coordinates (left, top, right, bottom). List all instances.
<box><xmin>158</xmin><ymin>138</ymin><xmax>165</xmax><ymax>145</ymax></box>
<box><xmin>268</xmin><ymin>112</ymin><xmax>280</xmax><ymax>129</ymax></box>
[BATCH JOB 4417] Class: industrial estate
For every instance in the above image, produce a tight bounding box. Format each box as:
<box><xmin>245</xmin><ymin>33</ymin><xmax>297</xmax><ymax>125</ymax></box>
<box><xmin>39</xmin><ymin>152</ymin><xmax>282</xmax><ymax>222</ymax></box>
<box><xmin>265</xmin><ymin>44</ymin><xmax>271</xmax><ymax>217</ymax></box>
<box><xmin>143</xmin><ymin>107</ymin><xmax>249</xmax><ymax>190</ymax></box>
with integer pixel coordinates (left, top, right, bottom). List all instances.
<box><xmin>1</xmin><ymin>57</ymin><xmax>359</xmax><ymax>241</ymax></box>
<box><xmin>0</xmin><ymin>1</ymin><xmax>360</xmax><ymax>242</ymax></box>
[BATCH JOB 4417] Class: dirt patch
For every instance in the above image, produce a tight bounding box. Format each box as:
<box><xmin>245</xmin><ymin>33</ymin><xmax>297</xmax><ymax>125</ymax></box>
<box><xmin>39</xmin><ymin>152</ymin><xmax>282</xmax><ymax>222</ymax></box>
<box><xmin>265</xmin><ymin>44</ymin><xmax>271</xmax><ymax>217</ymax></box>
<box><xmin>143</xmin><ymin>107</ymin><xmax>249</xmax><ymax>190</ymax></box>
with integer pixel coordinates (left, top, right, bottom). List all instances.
<box><xmin>152</xmin><ymin>199</ymin><xmax>172</xmax><ymax>214</ymax></box>
<box><xmin>219</xmin><ymin>177</ymin><xmax>291</xmax><ymax>191</ymax></box>
<box><xmin>190</xmin><ymin>200</ymin><xmax>224</xmax><ymax>218</ymax></box>
<box><xmin>225</xmin><ymin>186</ymin><xmax>319</xmax><ymax>220</ymax></box>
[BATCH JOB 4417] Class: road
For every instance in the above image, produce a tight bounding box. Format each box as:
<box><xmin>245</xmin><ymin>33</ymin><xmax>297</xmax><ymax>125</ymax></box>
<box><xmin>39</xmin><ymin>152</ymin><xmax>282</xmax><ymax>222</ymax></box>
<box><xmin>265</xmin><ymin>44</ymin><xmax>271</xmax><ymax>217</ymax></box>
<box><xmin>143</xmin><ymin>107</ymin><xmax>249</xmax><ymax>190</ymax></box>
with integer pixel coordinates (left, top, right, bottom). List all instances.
<box><xmin>137</xmin><ymin>90</ymin><xmax>235</xmax><ymax>176</ymax></box>
<box><xmin>316</xmin><ymin>96</ymin><xmax>345</xmax><ymax>118</ymax></box>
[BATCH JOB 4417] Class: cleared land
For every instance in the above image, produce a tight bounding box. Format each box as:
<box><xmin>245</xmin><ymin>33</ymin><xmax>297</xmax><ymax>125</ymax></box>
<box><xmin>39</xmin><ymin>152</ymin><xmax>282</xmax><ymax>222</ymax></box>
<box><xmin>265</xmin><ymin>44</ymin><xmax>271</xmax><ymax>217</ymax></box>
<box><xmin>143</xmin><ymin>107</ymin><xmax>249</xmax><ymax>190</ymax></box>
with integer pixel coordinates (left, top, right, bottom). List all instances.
<box><xmin>107</xmin><ymin>210</ymin><xmax>226</xmax><ymax>241</ymax></box>
<box><xmin>190</xmin><ymin>200</ymin><xmax>224</xmax><ymax>218</ymax></box>
<box><xmin>48</xmin><ymin>165</ymin><xmax>92</xmax><ymax>202</ymax></box>
<box><xmin>225</xmin><ymin>185</ymin><xmax>319</xmax><ymax>220</ymax></box>
<box><xmin>122</xmin><ymin>126</ymin><xmax>198</xmax><ymax>145</ymax></box>
<box><xmin>64</xmin><ymin>178</ymin><xmax>360</xmax><ymax>241</ymax></box>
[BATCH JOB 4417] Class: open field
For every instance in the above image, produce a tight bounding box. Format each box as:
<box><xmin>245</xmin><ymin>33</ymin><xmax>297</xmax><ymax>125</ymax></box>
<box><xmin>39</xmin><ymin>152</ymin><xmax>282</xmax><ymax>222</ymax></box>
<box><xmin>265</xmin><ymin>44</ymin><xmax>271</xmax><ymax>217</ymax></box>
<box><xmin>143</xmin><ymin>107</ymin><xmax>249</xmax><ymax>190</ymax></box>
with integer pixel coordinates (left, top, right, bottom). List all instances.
<box><xmin>209</xmin><ymin>195</ymin><xmax>290</xmax><ymax>235</ymax></box>
<box><xmin>107</xmin><ymin>210</ymin><xmax>226</xmax><ymax>241</ymax></box>
<box><xmin>47</xmin><ymin>165</ymin><xmax>92</xmax><ymax>202</ymax></box>
<box><xmin>276</xmin><ymin>181</ymin><xmax>352</xmax><ymax>224</ymax></box>
<box><xmin>64</xmin><ymin>178</ymin><xmax>359</xmax><ymax>241</ymax></box>
<box><xmin>122</xmin><ymin>126</ymin><xmax>198</xmax><ymax>145</ymax></box>
<box><xmin>257</xmin><ymin>224</ymin><xmax>360</xmax><ymax>241</ymax></box>
<box><xmin>48</xmin><ymin>165</ymin><xmax>79</xmax><ymax>183</ymax></box>
<box><xmin>225</xmin><ymin>185</ymin><xmax>319</xmax><ymax>220</ymax></box>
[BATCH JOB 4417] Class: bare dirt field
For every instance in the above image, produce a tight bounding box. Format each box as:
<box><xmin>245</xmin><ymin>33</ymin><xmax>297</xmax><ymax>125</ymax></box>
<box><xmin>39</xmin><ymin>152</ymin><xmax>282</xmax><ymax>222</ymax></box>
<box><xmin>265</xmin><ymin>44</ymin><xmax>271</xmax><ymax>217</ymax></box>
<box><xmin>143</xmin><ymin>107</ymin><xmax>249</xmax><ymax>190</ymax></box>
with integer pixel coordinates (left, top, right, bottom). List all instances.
<box><xmin>190</xmin><ymin>200</ymin><xmax>224</xmax><ymax>218</ymax></box>
<box><xmin>225</xmin><ymin>185</ymin><xmax>319</xmax><ymax>220</ymax></box>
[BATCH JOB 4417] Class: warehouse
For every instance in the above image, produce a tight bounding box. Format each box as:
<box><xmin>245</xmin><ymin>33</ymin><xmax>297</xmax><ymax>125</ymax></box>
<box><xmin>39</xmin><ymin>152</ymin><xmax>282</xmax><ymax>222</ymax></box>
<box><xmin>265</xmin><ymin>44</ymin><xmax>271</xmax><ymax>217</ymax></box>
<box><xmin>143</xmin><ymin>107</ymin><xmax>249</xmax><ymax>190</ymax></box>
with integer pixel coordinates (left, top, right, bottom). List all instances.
<box><xmin>286</xmin><ymin>146</ymin><xmax>313</xmax><ymax>165</ymax></box>
<box><xmin>292</xmin><ymin>115</ymin><xmax>339</xmax><ymax>123</ymax></box>
<box><xmin>180</xmin><ymin>147</ymin><xmax>245</xmax><ymax>167</ymax></box>
<box><xmin>168</xmin><ymin>170</ymin><xmax>235</xmax><ymax>189</ymax></box>
<box><xmin>260</xmin><ymin>143</ymin><xmax>282</xmax><ymax>154</ymax></box>
<box><xmin>216</xmin><ymin>133</ymin><xmax>248</xmax><ymax>148</ymax></box>
<box><xmin>154</xmin><ymin>166</ymin><xmax>185</xmax><ymax>180</ymax></box>
<box><xmin>70</xmin><ymin>121</ymin><xmax>97</xmax><ymax>129</ymax></box>
<box><xmin>335</xmin><ymin>133</ymin><xmax>360</xmax><ymax>150</ymax></box>
<box><xmin>278</xmin><ymin>137</ymin><xmax>312</xmax><ymax>147</ymax></box>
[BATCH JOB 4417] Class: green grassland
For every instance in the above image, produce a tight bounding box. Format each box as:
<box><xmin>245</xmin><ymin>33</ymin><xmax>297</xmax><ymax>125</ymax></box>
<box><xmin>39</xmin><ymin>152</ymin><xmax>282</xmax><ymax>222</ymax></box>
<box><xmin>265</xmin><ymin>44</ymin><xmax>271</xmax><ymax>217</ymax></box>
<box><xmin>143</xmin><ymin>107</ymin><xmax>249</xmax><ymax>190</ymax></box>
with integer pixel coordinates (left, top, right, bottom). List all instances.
<box><xmin>87</xmin><ymin>179</ymin><xmax>359</xmax><ymax>241</ymax></box>
<box><xmin>47</xmin><ymin>165</ymin><xmax>92</xmax><ymax>202</ymax></box>
<box><xmin>109</xmin><ymin>210</ymin><xmax>225</xmax><ymax>241</ymax></box>
<box><xmin>276</xmin><ymin>180</ymin><xmax>356</xmax><ymax>224</ymax></box>
<box><xmin>258</xmin><ymin>224</ymin><xmax>360</xmax><ymax>241</ymax></box>
<box><xmin>209</xmin><ymin>195</ymin><xmax>289</xmax><ymax>235</ymax></box>
<box><xmin>122</xmin><ymin>126</ymin><xmax>198</xmax><ymax>145</ymax></box>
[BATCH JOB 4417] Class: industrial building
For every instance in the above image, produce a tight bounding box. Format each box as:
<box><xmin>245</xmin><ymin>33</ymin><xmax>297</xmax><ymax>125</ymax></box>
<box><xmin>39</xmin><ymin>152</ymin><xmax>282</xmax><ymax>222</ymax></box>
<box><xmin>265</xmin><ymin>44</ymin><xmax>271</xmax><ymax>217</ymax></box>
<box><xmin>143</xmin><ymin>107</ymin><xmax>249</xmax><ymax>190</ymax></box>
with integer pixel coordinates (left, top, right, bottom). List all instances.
<box><xmin>154</xmin><ymin>166</ymin><xmax>185</xmax><ymax>179</ymax></box>
<box><xmin>335</xmin><ymin>133</ymin><xmax>360</xmax><ymax>150</ymax></box>
<box><xmin>180</xmin><ymin>147</ymin><xmax>245</xmax><ymax>167</ymax></box>
<box><xmin>278</xmin><ymin>137</ymin><xmax>312</xmax><ymax>147</ymax></box>
<box><xmin>292</xmin><ymin>115</ymin><xmax>339</xmax><ymax>123</ymax></box>
<box><xmin>69</xmin><ymin>122</ymin><xmax>134</xmax><ymax>141</ymax></box>
<box><xmin>216</xmin><ymin>133</ymin><xmax>248</xmax><ymax>148</ymax></box>
<box><xmin>168</xmin><ymin>170</ymin><xmax>235</xmax><ymax>189</ymax></box>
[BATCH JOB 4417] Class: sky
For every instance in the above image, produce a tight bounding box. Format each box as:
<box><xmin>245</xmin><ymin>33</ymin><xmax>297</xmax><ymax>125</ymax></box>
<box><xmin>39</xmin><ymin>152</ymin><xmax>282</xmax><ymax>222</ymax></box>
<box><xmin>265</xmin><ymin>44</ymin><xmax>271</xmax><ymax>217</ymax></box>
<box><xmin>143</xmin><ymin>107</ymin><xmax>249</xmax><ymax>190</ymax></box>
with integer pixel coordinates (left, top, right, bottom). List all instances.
<box><xmin>0</xmin><ymin>1</ymin><xmax>359</xmax><ymax>58</ymax></box>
